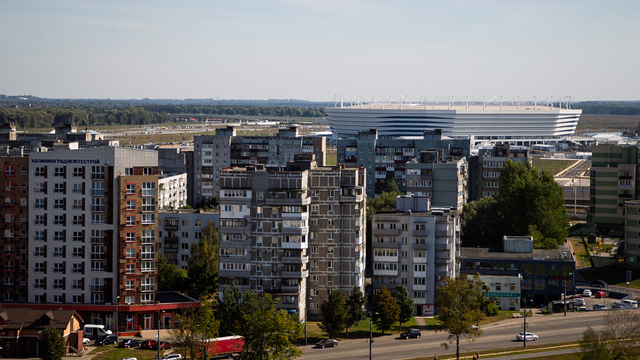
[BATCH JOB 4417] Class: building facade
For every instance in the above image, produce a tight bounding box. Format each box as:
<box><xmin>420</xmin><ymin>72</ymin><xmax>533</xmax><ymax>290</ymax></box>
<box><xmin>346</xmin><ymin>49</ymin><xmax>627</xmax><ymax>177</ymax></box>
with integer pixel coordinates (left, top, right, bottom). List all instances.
<box><xmin>405</xmin><ymin>150</ymin><xmax>468</xmax><ymax>209</ymax></box>
<box><xmin>469</xmin><ymin>143</ymin><xmax>532</xmax><ymax>201</ymax></box>
<box><xmin>218</xmin><ymin>155</ymin><xmax>366</xmax><ymax>320</ymax></box>
<box><xmin>158</xmin><ymin>209</ymin><xmax>219</xmax><ymax>269</ymax></box>
<box><xmin>336</xmin><ymin>129</ymin><xmax>471</xmax><ymax>198</ymax></box>
<box><xmin>158</xmin><ymin>173</ymin><xmax>188</xmax><ymax>210</ymax></box>
<box><xmin>371</xmin><ymin>196</ymin><xmax>460</xmax><ymax>315</ymax></box>
<box><xmin>478</xmin><ymin>275</ymin><xmax>522</xmax><ymax>311</ymax></box>
<box><xmin>192</xmin><ymin>126</ymin><xmax>326</xmax><ymax>205</ymax></box>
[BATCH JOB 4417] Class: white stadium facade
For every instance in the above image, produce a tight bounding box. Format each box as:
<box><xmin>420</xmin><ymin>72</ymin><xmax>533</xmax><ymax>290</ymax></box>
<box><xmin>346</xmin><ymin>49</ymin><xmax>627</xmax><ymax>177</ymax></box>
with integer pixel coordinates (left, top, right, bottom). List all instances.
<box><xmin>325</xmin><ymin>101</ymin><xmax>582</xmax><ymax>146</ymax></box>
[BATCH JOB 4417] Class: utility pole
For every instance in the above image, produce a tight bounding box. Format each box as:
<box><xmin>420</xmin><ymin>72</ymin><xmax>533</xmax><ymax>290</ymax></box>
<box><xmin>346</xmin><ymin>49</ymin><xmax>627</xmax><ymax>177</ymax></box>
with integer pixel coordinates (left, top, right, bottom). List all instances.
<box><xmin>564</xmin><ymin>275</ymin><xmax>568</xmax><ymax>316</ymax></box>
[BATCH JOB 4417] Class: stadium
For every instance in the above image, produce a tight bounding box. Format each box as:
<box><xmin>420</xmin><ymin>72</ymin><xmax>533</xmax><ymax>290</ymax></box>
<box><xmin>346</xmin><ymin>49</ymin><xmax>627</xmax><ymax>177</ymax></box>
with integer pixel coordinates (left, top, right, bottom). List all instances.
<box><xmin>325</xmin><ymin>99</ymin><xmax>582</xmax><ymax>142</ymax></box>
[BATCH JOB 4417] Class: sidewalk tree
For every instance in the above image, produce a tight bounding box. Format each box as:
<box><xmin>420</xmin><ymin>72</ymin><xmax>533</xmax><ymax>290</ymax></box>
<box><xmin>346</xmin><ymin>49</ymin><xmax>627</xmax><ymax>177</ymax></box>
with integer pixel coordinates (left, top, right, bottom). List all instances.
<box><xmin>319</xmin><ymin>291</ymin><xmax>349</xmax><ymax>338</ymax></box>
<box><xmin>40</xmin><ymin>327</ymin><xmax>66</xmax><ymax>360</ymax></box>
<box><xmin>219</xmin><ymin>284</ymin><xmax>244</xmax><ymax>336</ymax></box>
<box><xmin>436</xmin><ymin>274</ymin><xmax>486</xmax><ymax>360</ymax></box>
<box><xmin>345</xmin><ymin>286</ymin><xmax>368</xmax><ymax>338</ymax></box>
<box><xmin>372</xmin><ymin>287</ymin><xmax>400</xmax><ymax>334</ymax></box>
<box><xmin>395</xmin><ymin>285</ymin><xmax>415</xmax><ymax>333</ymax></box>
<box><xmin>187</xmin><ymin>221</ymin><xmax>219</xmax><ymax>299</ymax></box>
<box><xmin>158</xmin><ymin>254</ymin><xmax>188</xmax><ymax>292</ymax></box>
<box><xmin>169</xmin><ymin>299</ymin><xmax>220</xmax><ymax>360</ymax></box>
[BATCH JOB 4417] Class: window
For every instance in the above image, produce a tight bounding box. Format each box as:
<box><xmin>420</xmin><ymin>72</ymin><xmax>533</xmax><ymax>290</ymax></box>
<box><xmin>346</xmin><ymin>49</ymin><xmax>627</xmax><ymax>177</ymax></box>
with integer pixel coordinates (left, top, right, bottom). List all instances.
<box><xmin>91</xmin><ymin>181</ymin><xmax>105</xmax><ymax>196</ymax></box>
<box><xmin>54</xmin><ymin>167</ymin><xmax>64</xmax><ymax>176</ymax></box>
<box><xmin>54</xmin><ymin>231</ymin><xmax>65</xmax><ymax>241</ymax></box>
<box><xmin>141</xmin><ymin>277</ymin><xmax>155</xmax><ymax>292</ymax></box>
<box><xmin>4</xmin><ymin>165</ymin><xmax>15</xmax><ymax>176</ymax></box>
<box><xmin>327</xmin><ymin>247</ymin><xmax>334</xmax><ymax>254</ymax></box>
<box><xmin>327</xmin><ymin>260</ymin><xmax>333</xmax><ymax>268</ymax></box>
<box><xmin>126</xmin><ymin>183</ymin><xmax>136</xmax><ymax>194</ymax></box>
<box><xmin>142</xmin><ymin>214</ymin><xmax>155</xmax><ymax>225</ymax></box>
<box><xmin>141</xmin><ymin>293</ymin><xmax>155</xmax><ymax>304</ymax></box>
<box><xmin>73</xmin><ymin>263</ymin><xmax>83</xmax><ymax>273</ymax></box>
<box><xmin>125</xmin><ymin>296</ymin><xmax>135</xmax><ymax>304</ymax></box>
<box><xmin>54</xmin><ymin>215</ymin><xmax>64</xmax><ymax>225</ymax></box>
<box><xmin>35</xmin><ymin>166</ymin><xmax>46</xmax><ymax>176</ymax></box>
<box><xmin>126</xmin><ymin>263</ymin><xmax>135</xmax><ymax>274</ymax></box>
<box><xmin>125</xmin><ymin>279</ymin><xmax>135</xmax><ymax>290</ymax></box>
<box><xmin>126</xmin><ymin>248</ymin><xmax>135</xmax><ymax>258</ymax></box>
<box><xmin>54</xmin><ymin>183</ymin><xmax>64</xmax><ymax>193</ymax></box>
<box><xmin>73</xmin><ymin>199</ymin><xmax>82</xmax><ymax>209</ymax></box>
<box><xmin>142</xmin><ymin>182</ymin><xmax>156</xmax><ymax>196</ymax></box>
<box><xmin>91</xmin><ymin>166</ymin><xmax>105</xmax><ymax>180</ymax></box>
<box><xmin>35</xmin><ymin>198</ymin><xmax>45</xmax><ymax>208</ymax></box>
<box><xmin>73</xmin><ymin>231</ymin><xmax>83</xmax><ymax>241</ymax></box>
<box><xmin>5</xmin><ymin>213</ymin><xmax>14</xmax><ymax>224</ymax></box>
<box><xmin>414</xmin><ymin>264</ymin><xmax>426</xmax><ymax>272</ymax></box>
<box><xmin>54</xmin><ymin>263</ymin><xmax>64</xmax><ymax>272</ymax></box>
<box><xmin>73</xmin><ymin>215</ymin><xmax>82</xmax><ymax>225</ymax></box>
<box><xmin>126</xmin><ymin>216</ymin><xmax>136</xmax><ymax>227</ymax></box>
<box><xmin>142</xmin><ymin>246</ymin><xmax>155</xmax><ymax>260</ymax></box>
<box><xmin>327</xmin><ymin>275</ymin><xmax>334</xmax><ymax>282</ymax></box>
<box><xmin>91</xmin><ymin>214</ymin><xmax>105</xmax><ymax>224</ymax></box>
<box><xmin>415</xmin><ymin>238</ymin><xmax>426</xmax><ymax>245</ymax></box>
<box><xmin>73</xmin><ymin>184</ymin><xmax>82</xmax><ymax>193</ymax></box>
<box><xmin>91</xmin><ymin>262</ymin><xmax>104</xmax><ymax>272</ymax></box>
<box><xmin>91</xmin><ymin>198</ymin><xmax>105</xmax><ymax>212</ymax></box>
<box><xmin>34</xmin><ymin>262</ymin><xmax>45</xmax><ymax>272</ymax></box>
<box><xmin>126</xmin><ymin>232</ymin><xmax>136</xmax><ymax>242</ymax></box>
<box><xmin>4</xmin><ymin>277</ymin><xmax>14</xmax><ymax>286</ymax></box>
<box><xmin>72</xmin><ymin>279</ymin><xmax>82</xmax><ymax>289</ymax></box>
<box><xmin>4</xmin><ymin>197</ymin><xmax>15</xmax><ymax>207</ymax></box>
<box><xmin>34</xmin><ymin>215</ymin><xmax>44</xmax><ymax>225</ymax></box>
<box><xmin>141</xmin><ymin>261</ymin><xmax>155</xmax><ymax>272</ymax></box>
<box><xmin>4</xmin><ymin>245</ymin><xmax>14</xmax><ymax>255</ymax></box>
<box><xmin>142</xmin><ymin>198</ymin><xmax>156</xmax><ymax>212</ymax></box>
<box><xmin>53</xmin><ymin>247</ymin><xmax>63</xmax><ymax>257</ymax></box>
<box><xmin>141</xmin><ymin>230</ymin><xmax>155</xmax><ymax>243</ymax></box>
<box><xmin>126</xmin><ymin>200</ymin><xmax>136</xmax><ymax>211</ymax></box>
<box><xmin>144</xmin><ymin>167</ymin><xmax>153</xmax><ymax>175</ymax></box>
<box><xmin>72</xmin><ymin>295</ymin><xmax>81</xmax><ymax>303</ymax></box>
<box><xmin>34</xmin><ymin>231</ymin><xmax>45</xmax><ymax>241</ymax></box>
<box><xmin>34</xmin><ymin>279</ymin><xmax>45</xmax><ymax>288</ymax></box>
<box><xmin>73</xmin><ymin>167</ymin><xmax>82</xmax><ymax>176</ymax></box>
<box><xmin>72</xmin><ymin>247</ymin><xmax>82</xmax><ymax>257</ymax></box>
<box><xmin>5</xmin><ymin>181</ymin><xmax>15</xmax><ymax>192</ymax></box>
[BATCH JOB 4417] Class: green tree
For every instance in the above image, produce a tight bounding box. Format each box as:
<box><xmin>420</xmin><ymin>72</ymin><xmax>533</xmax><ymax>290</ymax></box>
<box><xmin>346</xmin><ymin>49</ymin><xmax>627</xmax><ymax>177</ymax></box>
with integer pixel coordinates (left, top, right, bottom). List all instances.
<box><xmin>395</xmin><ymin>285</ymin><xmax>415</xmax><ymax>333</ymax></box>
<box><xmin>39</xmin><ymin>327</ymin><xmax>66</xmax><ymax>360</ymax></box>
<box><xmin>345</xmin><ymin>287</ymin><xmax>368</xmax><ymax>338</ymax></box>
<box><xmin>219</xmin><ymin>284</ymin><xmax>244</xmax><ymax>336</ymax></box>
<box><xmin>169</xmin><ymin>300</ymin><xmax>220</xmax><ymax>360</ymax></box>
<box><xmin>319</xmin><ymin>291</ymin><xmax>349</xmax><ymax>339</ymax></box>
<box><xmin>187</xmin><ymin>221</ymin><xmax>219</xmax><ymax>299</ymax></box>
<box><xmin>462</xmin><ymin>160</ymin><xmax>569</xmax><ymax>249</ymax></box>
<box><xmin>372</xmin><ymin>287</ymin><xmax>400</xmax><ymax>335</ymax></box>
<box><xmin>158</xmin><ymin>254</ymin><xmax>188</xmax><ymax>292</ymax></box>
<box><xmin>241</xmin><ymin>292</ymin><xmax>304</xmax><ymax>360</ymax></box>
<box><xmin>579</xmin><ymin>326</ymin><xmax>609</xmax><ymax>360</ymax></box>
<box><xmin>436</xmin><ymin>274</ymin><xmax>486</xmax><ymax>360</ymax></box>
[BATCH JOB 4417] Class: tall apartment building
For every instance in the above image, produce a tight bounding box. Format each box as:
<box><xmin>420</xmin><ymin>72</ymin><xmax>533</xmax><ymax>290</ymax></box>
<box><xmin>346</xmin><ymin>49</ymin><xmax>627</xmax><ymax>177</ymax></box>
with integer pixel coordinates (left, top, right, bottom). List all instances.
<box><xmin>1</xmin><ymin>147</ymin><xmax>196</xmax><ymax>331</ymax></box>
<box><xmin>192</xmin><ymin>126</ymin><xmax>326</xmax><ymax>205</ymax></box>
<box><xmin>590</xmin><ymin>144</ymin><xmax>640</xmax><ymax>238</ymax></box>
<box><xmin>0</xmin><ymin>151</ymin><xmax>30</xmax><ymax>303</ymax></box>
<box><xmin>159</xmin><ymin>209</ymin><xmax>219</xmax><ymax>269</ymax></box>
<box><xmin>336</xmin><ymin>129</ymin><xmax>471</xmax><ymax>198</ymax></box>
<box><xmin>371</xmin><ymin>196</ymin><xmax>460</xmax><ymax>315</ymax></box>
<box><xmin>469</xmin><ymin>143</ymin><xmax>532</xmax><ymax>200</ymax></box>
<box><xmin>218</xmin><ymin>155</ymin><xmax>366</xmax><ymax>320</ymax></box>
<box><xmin>158</xmin><ymin>173</ymin><xmax>188</xmax><ymax>210</ymax></box>
<box><xmin>405</xmin><ymin>150</ymin><xmax>468</xmax><ymax>209</ymax></box>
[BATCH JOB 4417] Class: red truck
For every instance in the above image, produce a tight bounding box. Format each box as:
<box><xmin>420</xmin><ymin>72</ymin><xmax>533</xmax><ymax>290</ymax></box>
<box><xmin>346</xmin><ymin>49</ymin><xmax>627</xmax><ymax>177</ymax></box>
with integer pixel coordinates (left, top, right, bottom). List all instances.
<box><xmin>198</xmin><ymin>336</ymin><xmax>244</xmax><ymax>358</ymax></box>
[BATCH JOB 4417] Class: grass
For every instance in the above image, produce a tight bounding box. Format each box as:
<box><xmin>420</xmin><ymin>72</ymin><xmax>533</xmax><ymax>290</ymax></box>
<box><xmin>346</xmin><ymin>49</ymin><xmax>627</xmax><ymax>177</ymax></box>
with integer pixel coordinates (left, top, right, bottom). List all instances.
<box><xmin>531</xmin><ymin>158</ymin><xmax>578</xmax><ymax>176</ymax></box>
<box><xmin>582</xmin><ymin>264</ymin><xmax>640</xmax><ymax>289</ymax></box>
<box><xmin>88</xmin><ymin>345</ymin><xmax>168</xmax><ymax>360</ymax></box>
<box><xmin>571</xmin><ymin>239</ymin><xmax>592</xmax><ymax>267</ymax></box>
<box><xmin>301</xmin><ymin>317</ymin><xmax>419</xmax><ymax>343</ymax></box>
<box><xmin>325</xmin><ymin>150</ymin><xmax>337</xmax><ymax>166</ymax></box>
<box><xmin>587</xmin><ymin>243</ymin><xmax>613</xmax><ymax>253</ymax></box>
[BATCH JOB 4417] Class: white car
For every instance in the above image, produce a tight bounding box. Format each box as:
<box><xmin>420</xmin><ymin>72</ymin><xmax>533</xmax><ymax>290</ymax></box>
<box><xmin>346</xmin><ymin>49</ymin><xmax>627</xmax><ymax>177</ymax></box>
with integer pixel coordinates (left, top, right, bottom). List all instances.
<box><xmin>516</xmin><ymin>332</ymin><xmax>538</xmax><ymax>341</ymax></box>
<box><xmin>161</xmin><ymin>355</ymin><xmax>182</xmax><ymax>360</ymax></box>
<box><xmin>593</xmin><ymin>304</ymin><xmax>608</xmax><ymax>310</ymax></box>
<box><xmin>83</xmin><ymin>338</ymin><xmax>91</xmax><ymax>344</ymax></box>
<box><xmin>583</xmin><ymin>289</ymin><xmax>592</xmax><ymax>297</ymax></box>
<box><xmin>574</xmin><ymin>298</ymin><xmax>585</xmax><ymax>306</ymax></box>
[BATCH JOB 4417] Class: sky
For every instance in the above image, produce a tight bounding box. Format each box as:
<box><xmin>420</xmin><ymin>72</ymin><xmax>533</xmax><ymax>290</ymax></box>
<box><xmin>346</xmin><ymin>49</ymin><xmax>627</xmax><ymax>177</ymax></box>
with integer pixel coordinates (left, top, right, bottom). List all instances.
<box><xmin>1</xmin><ymin>0</ymin><xmax>639</xmax><ymax>102</ymax></box>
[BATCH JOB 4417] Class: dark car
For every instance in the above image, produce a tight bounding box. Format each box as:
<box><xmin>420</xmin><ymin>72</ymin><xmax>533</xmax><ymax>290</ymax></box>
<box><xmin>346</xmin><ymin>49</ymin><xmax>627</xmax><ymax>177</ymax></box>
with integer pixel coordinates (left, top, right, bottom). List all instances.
<box><xmin>151</xmin><ymin>341</ymin><xmax>173</xmax><ymax>350</ymax></box>
<box><xmin>119</xmin><ymin>339</ymin><xmax>142</xmax><ymax>348</ymax></box>
<box><xmin>400</xmin><ymin>328</ymin><xmax>421</xmax><ymax>339</ymax></box>
<box><xmin>315</xmin><ymin>339</ymin><xmax>338</xmax><ymax>348</ymax></box>
<box><xmin>95</xmin><ymin>335</ymin><xmax>118</xmax><ymax>346</ymax></box>
<box><xmin>591</xmin><ymin>280</ymin><xmax>608</xmax><ymax>287</ymax></box>
<box><xmin>140</xmin><ymin>340</ymin><xmax>157</xmax><ymax>349</ymax></box>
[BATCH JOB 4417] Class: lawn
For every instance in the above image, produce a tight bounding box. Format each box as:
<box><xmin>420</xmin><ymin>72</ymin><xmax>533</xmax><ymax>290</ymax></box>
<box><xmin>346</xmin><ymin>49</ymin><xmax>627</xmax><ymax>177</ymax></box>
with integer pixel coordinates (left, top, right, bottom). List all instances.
<box><xmin>531</xmin><ymin>158</ymin><xmax>578</xmax><ymax>176</ymax></box>
<box><xmin>325</xmin><ymin>150</ymin><xmax>337</xmax><ymax>166</ymax></box>
<box><xmin>571</xmin><ymin>239</ymin><xmax>592</xmax><ymax>267</ymax></box>
<box><xmin>301</xmin><ymin>317</ymin><xmax>419</xmax><ymax>343</ymax></box>
<box><xmin>88</xmin><ymin>345</ymin><xmax>168</xmax><ymax>360</ymax></box>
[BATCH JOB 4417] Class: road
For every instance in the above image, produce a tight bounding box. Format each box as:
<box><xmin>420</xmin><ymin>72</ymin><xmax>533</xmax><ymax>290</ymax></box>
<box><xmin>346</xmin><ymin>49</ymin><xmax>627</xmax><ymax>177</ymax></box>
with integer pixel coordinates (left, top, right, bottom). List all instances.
<box><xmin>299</xmin><ymin>311</ymin><xmax>607</xmax><ymax>360</ymax></box>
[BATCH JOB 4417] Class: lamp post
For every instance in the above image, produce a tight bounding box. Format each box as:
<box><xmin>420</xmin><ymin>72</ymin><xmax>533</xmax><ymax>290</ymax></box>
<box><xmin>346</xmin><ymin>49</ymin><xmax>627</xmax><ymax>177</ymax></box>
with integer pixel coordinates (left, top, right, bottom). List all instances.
<box><xmin>369</xmin><ymin>311</ymin><xmax>377</xmax><ymax>360</ymax></box>
<box><xmin>115</xmin><ymin>296</ymin><xmax>119</xmax><ymax>338</ymax></box>
<box><xmin>520</xmin><ymin>298</ymin><xmax>531</xmax><ymax>348</ymax></box>
<box><xmin>564</xmin><ymin>274</ymin><xmax>567</xmax><ymax>316</ymax></box>
<box><xmin>157</xmin><ymin>309</ymin><xmax>165</xmax><ymax>360</ymax></box>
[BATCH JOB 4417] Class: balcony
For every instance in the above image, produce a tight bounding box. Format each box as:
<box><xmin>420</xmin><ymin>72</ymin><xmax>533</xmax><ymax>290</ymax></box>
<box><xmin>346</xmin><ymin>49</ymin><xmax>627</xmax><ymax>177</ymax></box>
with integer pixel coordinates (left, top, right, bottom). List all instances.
<box><xmin>620</xmin><ymin>184</ymin><xmax>633</xmax><ymax>190</ymax></box>
<box><xmin>435</xmin><ymin>242</ymin><xmax>452</xmax><ymax>251</ymax></box>
<box><xmin>282</xmin><ymin>241</ymin><xmax>308</xmax><ymax>250</ymax></box>
<box><xmin>413</xmin><ymin>298</ymin><xmax>427</xmax><ymax>305</ymax></box>
<box><xmin>435</xmin><ymin>270</ymin><xmax>449</xmax><ymax>278</ymax></box>
<box><xmin>281</xmin><ymin>226</ymin><xmax>308</xmax><ymax>236</ymax></box>
<box><xmin>281</xmin><ymin>212</ymin><xmax>309</xmax><ymax>220</ymax></box>
<box><xmin>282</xmin><ymin>269</ymin><xmax>309</xmax><ymax>278</ymax></box>
<box><xmin>281</xmin><ymin>285</ymin><xmax>302</xmax><ymax>293</ymax></box>
<box><xmin>373</xmin><ymin>269</ymin><xmax>398</xmax><ymax>276</ymax></box>
<box><xmin>413</xmin><ymin>284</ymin><xmax>426</xmax><ymax>291</ymax></box>
<box><xmin>372</xmin><ymin>228</ymin><xmax>401</xmax><ymax>236</ymax></box>
<box><xmin>413</xmin><ymin>230</ymin><xmax>428</xmax><ymax>237</ymax></box>
<box><xmin>435</xmin><ymin>257</ymin><xmax>451</xmax><ymax>264</ymax></box>
<box><xmin>282</xmin><ymin>256</ymin><xmax>309</xmax><ymax>264</ymax></box>
<box><xmin>435</xmin><ymin>230</ymin><xmax>452</xmax><ymax>237</ymax></box>
<box><xmin>619</xmin><ymin>193</ymin><xmax>633</xmax><ymax>198</ymax></box>
<box><xmin>619</xmin><ymin>175</ymin><xmax>633</xmax><ymax>180</ymax></box>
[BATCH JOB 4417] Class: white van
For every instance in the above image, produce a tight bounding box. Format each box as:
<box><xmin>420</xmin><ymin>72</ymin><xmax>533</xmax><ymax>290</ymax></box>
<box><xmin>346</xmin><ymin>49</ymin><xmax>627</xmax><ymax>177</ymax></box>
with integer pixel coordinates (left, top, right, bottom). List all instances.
<box><xmin>622</xmin><ymin>299</ymin><xmax>638</xmax><ymax>308</ymax></box>
<box><xmin>83</xmin><ymin>324</ymin><xmax>112</xmax><ymax>339</ymax></box>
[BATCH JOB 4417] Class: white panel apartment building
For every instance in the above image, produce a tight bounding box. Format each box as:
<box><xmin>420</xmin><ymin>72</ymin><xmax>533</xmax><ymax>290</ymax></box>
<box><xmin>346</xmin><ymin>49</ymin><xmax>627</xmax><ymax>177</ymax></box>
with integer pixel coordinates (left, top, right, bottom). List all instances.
<box><xmin>371</xmin><ymin>196</ymin><xmax>460</xmax><ymax>315</ymax></box>
<box><xmin>158</xmin><ymin>173</ymin><xmax>188</xmax><ymax>210</ymax></box>
<box><xmin>218</xmin><ymin>155</ymin><xmax>366</xmax><ymax>320</ymax></box>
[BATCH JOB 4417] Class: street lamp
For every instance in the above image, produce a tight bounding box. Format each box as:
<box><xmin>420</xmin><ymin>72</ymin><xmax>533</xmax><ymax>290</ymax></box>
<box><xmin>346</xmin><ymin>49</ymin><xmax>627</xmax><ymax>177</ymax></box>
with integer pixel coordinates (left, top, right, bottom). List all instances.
<box><xmin>520</xmin><ymin>298</ymin><xmax>532</xmax><ymax>348</ymax></box>
<box><xmin>158</xmin><ymin>309</ymin><xmax>165</xmax><ymax>360</ymax></box>
<box><xmin>115</xmin><ymin>296</ymin><xmax>119</xmax><ymax>338</ymax></box>
<box><xmin>369</xmin><ymin>311</ymin><xmax>378</xmax><ymax>360</ymax></box>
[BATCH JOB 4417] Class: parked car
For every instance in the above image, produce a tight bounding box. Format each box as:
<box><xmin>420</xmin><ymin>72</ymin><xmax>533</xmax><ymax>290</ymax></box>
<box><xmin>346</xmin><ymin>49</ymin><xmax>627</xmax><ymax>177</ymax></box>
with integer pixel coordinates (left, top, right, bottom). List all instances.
<box><xmin>95</xmin><ymin>335</ymin><xmax>118</xmax><ymax>346</ymax></box>
<box><xmin>160</xmin><ymin>354</ymin><xmax>182</xmax><ymax>360</ymax></box>
<box><xmin>591</xmin><ymin>280</ymin><xmax>608</xmax><ymax>287</ymax></box>
<box><xmin>315</xmin><ymin>339</ymin><xmax>338</xmax><ymax>348</ymax></box>
<box><xmin>122</xmin><ymin>358</ymin><xmax>137</xmax><ymax>360</ymax></box>
<box><xmin>595</xmin><ymin>291</ymin><xmax>606</xmax><ymax>298</ymax></box>
<box><xmin>612</xmin><ymin>302</ymin><xmax>626</xmax><ymax>309</ymax></box>
<box><xmin>593</xmin><ymin>304</ymin><xmax>608</xmax><ymax>310</ymax></box>
<box><xmin>583</xmin><ymin>289</ymin><xmax>592</xmax><ymax>297</ymax></box>
<box><xmin>119</xmin><ymin>339</ymin><xmax>142</xmax><ymax>348</ymax></box>
<box><xmin>574</xmin><ymin>298</ymin><xmax>585</xmax><ymax>306</ymax></box>
<box><xmin>151</xmin><ymin>341</ymin><xmax>173</xmax><ymax>350</ymax></box>
<box><xmin>140</xmin><ymin>340</ymin><xmax>157</xmax><ymax>349</ymax></box>
<box><xmin>400</xmin><ymin>328</ymin><xmax>421</xmax><ymax>339</ymax></box>
<box><xmin>83</xmin><ymin>338</ymin><xmax>91</xmax><ymax>344</ymax></box>
<box><xmin>516</xmin><ymin>332</ymin><xmax>538</xmax><ymax>341</ymax></box>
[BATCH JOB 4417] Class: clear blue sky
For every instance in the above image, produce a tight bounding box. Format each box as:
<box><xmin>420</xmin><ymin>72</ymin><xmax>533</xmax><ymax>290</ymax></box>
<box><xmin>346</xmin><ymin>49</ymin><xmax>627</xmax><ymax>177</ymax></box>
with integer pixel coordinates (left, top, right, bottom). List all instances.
<box><xmin>1</xmin><ymin>0</ymin><xmax>639</xmax><ymax>101</ymax></box>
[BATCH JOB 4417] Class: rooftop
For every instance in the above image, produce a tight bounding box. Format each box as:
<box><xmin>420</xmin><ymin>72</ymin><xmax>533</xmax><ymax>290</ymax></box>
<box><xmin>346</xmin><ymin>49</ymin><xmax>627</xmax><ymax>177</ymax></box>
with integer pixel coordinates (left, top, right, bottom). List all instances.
<box><xmin>460</xmin><ymin>247</ymin><xmax>574</xmax><ymax>262</ymax></box>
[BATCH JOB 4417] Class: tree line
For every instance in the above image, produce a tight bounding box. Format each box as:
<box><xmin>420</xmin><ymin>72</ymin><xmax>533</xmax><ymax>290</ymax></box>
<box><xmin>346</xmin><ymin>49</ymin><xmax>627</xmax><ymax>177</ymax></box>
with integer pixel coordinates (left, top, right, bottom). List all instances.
<box><xmin>144</xmin><ymin>104</ymin><xmax>326</xmax><ymax>118</ymax></box>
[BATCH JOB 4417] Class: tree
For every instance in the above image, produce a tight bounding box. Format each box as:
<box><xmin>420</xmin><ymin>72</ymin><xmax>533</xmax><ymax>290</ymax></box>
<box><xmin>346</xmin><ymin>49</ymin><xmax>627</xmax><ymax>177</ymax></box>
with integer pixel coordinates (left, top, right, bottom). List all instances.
<box><xmin>187</xmin><ymin>221</ymin><xmax>219</xmax><ymax>299</ymax></box>
<box><xmin>579</xmin><ymin>326</ymin><xmax>609</xmax><ymax>360</ymax></box>
<box><xmin>372</xmin><ymin>287</ymin><xmax>400</xmax><ymax>335</ymax></box>
<box><xmin>319</xmin><ymin>291</ymin><xmax>349</xmax><ymax>339</ymax></box>
<box><xmin>40</xmin><ymin>327</ymin><xmax>66</xmax><ymax>360</ymax></box>
<box><xmin>169</xmin><ymin>300</ymin><xmax>220</xmax><ymax>360</ymax></box>
<box><xmin>219</xmin><ymin>284</ymin><xmax>244</xmax><ymax>336</ymax></box>
<box><xmin>158</xmin><ymin>254</ymin><xmax>188</xmax><ymax>292</ymax></box>
<box><xmin>462</xmin><ymin>160</ymin><xmax>569</xmax><ymax>249</ymax></box>
<box><xmin>240</xmin><ymin>292</ymin><xmax>304</xmax><ymax>360</ymax></box>
<box><xmin>436</xmin><ymin>274</ymin><xmax>486</xmax><ymax>360</ymax></box>
<box><xmin>395</xmin><ymin>285</ymin><xmax>415</xmax><ymax>333</ymax></box>
<box><xmin>345</xmin><ymin>287</ymin><xmax>368</xmax><ymax>338</ymax></box>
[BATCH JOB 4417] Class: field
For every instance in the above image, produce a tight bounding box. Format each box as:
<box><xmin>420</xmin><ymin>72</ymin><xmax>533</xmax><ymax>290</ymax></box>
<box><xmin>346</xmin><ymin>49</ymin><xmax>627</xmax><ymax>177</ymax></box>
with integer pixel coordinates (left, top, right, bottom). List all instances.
<box><xmin>531</xmin><ymin>158</ymin><xmax>577</xmax><ymax>176</ymax></box>
<box><xmin>576</xmin><ymin>114</ymin><xmax>640</xmax><ymax>133</ymax></box>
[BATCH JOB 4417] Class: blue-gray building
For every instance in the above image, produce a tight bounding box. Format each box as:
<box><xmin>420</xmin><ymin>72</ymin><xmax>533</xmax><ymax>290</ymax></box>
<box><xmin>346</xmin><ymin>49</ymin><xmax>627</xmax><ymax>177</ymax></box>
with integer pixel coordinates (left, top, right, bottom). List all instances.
<box><xmin>158</xmin><ymin>209</ymin><xmax>219</xmax><ymax>269</ymax></box>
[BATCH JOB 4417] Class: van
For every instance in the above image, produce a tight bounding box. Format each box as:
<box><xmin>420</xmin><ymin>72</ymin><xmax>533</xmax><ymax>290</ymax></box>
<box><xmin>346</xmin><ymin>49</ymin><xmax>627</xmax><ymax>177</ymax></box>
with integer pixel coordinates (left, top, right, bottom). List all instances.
<box><xmin>622</xmin><ymin>299</ymin><xmax>638</xmax><ymax>308</ymax></box>
<box><xmin>83</xmin><ymin>324</ymin><xmax>112</xmax><ymax>339</ymax></box>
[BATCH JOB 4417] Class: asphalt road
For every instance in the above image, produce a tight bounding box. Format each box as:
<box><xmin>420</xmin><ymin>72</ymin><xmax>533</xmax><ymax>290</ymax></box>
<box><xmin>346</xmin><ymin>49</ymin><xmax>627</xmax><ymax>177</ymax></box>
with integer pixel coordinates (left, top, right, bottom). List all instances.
<box><xmin>299</xmin><ymin>310</ymin><xmax>608</xmax><ymax>360</ymax></box>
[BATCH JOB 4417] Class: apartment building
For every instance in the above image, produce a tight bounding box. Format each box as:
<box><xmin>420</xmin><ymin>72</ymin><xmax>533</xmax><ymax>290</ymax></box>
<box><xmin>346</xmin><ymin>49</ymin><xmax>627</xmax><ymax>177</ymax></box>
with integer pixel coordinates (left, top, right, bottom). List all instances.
<box><xmin>371</xmin><ymin>196</ymin><xmax>460</xmax><ymax>315</ymax></box>
<box><xmin>158</xmin><ymin>173</ymin><xmax>188</xmax><ymax>210</ymax></box>
<box><xmin>218</xmin><ymin>154</ymin><xmax>366</xmax><ymax>320</ymax></box>
<box><xmin>469</xmin><ymin>143</ymin><xmax>532</xmax><ymax>200</ymax></box>
<box><xmin>336</xmin><ymin>129</ymin><xmax>471</xmax><ymax>198</ymax></box>
<box><xmin>192</xmin><ymin>126</ymin><xmax>326</xmax><ymax>205</ymax></box>
<box><xmin>405</xmin><ymin>149</ymin><xmax>468</xmax><ymax>209</ymax></box>
<box><xmin>590</xmin><ymin>144</ymin><xmax>640</xmax><ymax>238</ymax></box>
<box><xmin>0</xmin><ymin>146</ymin><xmax>197</xmax><ymax>331</ymax></box>
<box><xmin>158</xmin><ymin>209</ymin><xmax>219</xmax><ymax>269</ymax></box>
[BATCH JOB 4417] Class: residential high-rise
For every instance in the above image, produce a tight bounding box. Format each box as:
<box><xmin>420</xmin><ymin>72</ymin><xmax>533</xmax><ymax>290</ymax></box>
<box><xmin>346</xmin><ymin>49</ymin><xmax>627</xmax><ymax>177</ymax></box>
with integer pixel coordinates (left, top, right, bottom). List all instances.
<box><xmin>218</xmin><ymin>155</ymin><xmax>366</xmax><ymax>320</ymax></box>
<box><xmin>158</xmin><ymin>209</ymin><xmax>219</xmax><ymax>269</ymax></box>
<box><xmin>371</xmin><ymin>196</ymin><xmax>460</xmax><ymax>315</ymax></box>
<box><xmin>469</xmin><ymin>143</ymin><xmax>532</xmax><ymax>200</ymax></box>
<box><xmin>405</xmin><ymin>150</ymin><xmax>468</xmax><ymax>209</ymax></box>
<box><xmin>193</xmin><ymin>126</ymin><xmax>326</xmax><ymax>206</ymax></box>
